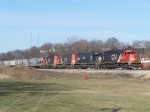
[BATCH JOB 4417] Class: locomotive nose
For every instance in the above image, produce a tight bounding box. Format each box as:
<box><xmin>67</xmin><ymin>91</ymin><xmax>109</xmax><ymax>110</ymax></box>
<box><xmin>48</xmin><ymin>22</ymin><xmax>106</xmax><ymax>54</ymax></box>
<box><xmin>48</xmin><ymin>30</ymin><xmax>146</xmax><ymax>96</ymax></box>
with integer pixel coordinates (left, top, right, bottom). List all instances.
<box><xmin>129</xmin><ymin>55</ymin><xmax>139</xmax><ymax>62</ymax></box>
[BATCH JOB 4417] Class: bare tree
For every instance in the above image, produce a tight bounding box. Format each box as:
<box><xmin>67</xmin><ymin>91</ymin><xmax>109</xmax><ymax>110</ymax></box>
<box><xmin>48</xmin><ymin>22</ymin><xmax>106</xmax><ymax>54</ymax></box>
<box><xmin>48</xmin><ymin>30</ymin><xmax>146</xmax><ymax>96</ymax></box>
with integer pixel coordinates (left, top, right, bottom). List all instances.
<box><xmin>88</xmin><ymin>40</ymin><xmax>104</xmax><ymax>52</ymax></box>
<box><xmin>104</xmin><ymin>37</ymin><xmax>121</xmax><ymax>50</ymax></box>
<box><xmin>13</xmin><ymin>49</ymin><xmax>23</xmax><ymax>59</ymax></box>
<box><xmin>0</xmin><ymin>53</ymin><xmax>6</xmax><ymax>61</ymax></box>
<box><xmin>28</xmin><ymin>46</ymin><xmax>40</xmax><ymax>58</ymax></box>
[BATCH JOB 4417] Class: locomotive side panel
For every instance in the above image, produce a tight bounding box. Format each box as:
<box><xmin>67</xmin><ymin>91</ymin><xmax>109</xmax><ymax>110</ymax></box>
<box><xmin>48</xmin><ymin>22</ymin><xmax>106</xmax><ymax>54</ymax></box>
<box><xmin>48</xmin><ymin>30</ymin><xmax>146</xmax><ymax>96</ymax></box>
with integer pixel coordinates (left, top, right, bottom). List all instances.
<box><xmin>76</xmin><ymin>53</ymin><xmax>90</xmax><ymax>64</ymax></box>
<box><xmin>76</xmin><ymin>52</ymin><xmax>102</xmax><ymax>64</ymax></box>
<box><xmin>75</xmin><ymin>52</ymin><xmax>103</xmax><ymax>69</ymax></box>
<box><xmin>62</xmin><ymin>54</ymin><xmax>72</xmax><ymax>64</ymax></box>
<box><xmin>103</xmin><ymin>50</ymin><xmax>123</xmax><ymax>62</ymax></box>
<box><xmin>46</xmin><ymin>55</ymin><xmax>54</xmax><ymax>64</ymax></box>
<box><xmin>54</xmin><ymin>56</ymin><xmax>62</xmax><ymax>65</ymax></box>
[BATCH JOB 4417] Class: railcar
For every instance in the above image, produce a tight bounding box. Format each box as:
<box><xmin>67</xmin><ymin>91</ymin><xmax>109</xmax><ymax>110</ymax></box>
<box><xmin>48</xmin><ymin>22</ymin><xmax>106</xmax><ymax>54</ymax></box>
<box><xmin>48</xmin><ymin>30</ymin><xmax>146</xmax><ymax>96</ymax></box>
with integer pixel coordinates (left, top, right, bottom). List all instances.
<box><xmin>16</xmin><ymin>60</ymin><xmax>23</xmax><ymax>66</ymax></box>
<box><xmin>100</xmin><ymin>48</ymin><xmax>141</xmax><ymax>69</ymax></box>
<box><xmin>57</xmin><ymin>54</ymin><xmax>77</xmax><ymax>69</ymax></box>
<box><xmin>74</xmin><ymin>52</ymin><xmax>103</xmax><ymax>69</ymax></box>
<box><xmin>9</xmin><ymin>60</ymin><xmax>16</xmax><ymax>66</ymax></box>
<box><xmin>141</xmin><ymin>58</ymin><xmax>150</xmax><ymax>70</ymax></box>
<box><xmin>4</xmin><ymin>60</ymin><xmax>10</xmax><ymax>66</ymax></box>
<box><xmin>0</xmin><ymin>61</ymin><xmax>4</xmax><ymax>66</ymax></box>
<box><xmin>22</xmin><ymin>59</ymin><xmax>29</xmax><ymax>66</ymax></box>
<box><xmin>28</xmin><ymin>58</ymin><xmax>43</xmax><ymax>68</ymax></box>
<box><xmin>41</xmin><ymin>55</ymin><xmax>61</xmax><ymax>68</ymax></box>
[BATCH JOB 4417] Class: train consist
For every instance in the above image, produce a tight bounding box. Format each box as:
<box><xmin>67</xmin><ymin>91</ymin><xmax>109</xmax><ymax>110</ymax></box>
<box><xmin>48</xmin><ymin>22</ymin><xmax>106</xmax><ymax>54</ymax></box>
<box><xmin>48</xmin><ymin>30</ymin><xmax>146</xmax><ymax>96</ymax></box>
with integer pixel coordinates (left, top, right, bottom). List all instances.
<box><xmin>0</xmin><ymin>47</ymin><xmax>142</xmax><ymax>69</ymax></box>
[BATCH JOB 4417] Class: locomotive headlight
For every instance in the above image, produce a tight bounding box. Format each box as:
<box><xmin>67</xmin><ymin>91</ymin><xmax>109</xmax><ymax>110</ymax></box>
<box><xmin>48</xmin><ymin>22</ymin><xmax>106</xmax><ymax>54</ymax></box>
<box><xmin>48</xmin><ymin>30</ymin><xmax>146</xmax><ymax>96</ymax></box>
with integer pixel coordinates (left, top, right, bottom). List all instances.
<box><xmin>130</xmin><ymin>58</ymin><xmax>135</xmax><ymax>61</ymax></box>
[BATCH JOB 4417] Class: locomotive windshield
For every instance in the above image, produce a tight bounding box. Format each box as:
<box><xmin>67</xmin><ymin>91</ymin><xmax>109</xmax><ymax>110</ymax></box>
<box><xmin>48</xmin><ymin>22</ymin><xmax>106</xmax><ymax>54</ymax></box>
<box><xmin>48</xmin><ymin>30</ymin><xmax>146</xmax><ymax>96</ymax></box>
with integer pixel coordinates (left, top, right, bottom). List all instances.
<box><xmin>127</xmin><ymin>52</ymin><xmax>133</xmax><ymax>54</ymax></box>
<box><xmin>125</xmin><ymin>50</ymin><xmax>136</xmax><ymax>55</ymax></box>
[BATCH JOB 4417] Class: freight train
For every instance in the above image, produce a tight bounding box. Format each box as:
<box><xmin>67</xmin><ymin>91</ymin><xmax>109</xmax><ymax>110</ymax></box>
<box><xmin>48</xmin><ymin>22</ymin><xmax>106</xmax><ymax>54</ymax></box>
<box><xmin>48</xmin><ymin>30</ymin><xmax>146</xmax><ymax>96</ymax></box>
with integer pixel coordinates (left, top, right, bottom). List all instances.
<box><xmin>0</xmin><ymin>47</ymin><xmax>142</xmax><ymax>69</ymax></box>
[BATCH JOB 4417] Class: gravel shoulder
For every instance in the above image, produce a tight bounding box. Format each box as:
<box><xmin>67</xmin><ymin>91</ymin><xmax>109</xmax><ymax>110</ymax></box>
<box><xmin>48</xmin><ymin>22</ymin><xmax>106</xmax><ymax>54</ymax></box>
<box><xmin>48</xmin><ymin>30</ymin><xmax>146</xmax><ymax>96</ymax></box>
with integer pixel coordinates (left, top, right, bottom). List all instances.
<box><xmin>38</xmin><ymin>69</ymin><xmax>150</xmax><ymax>79</ymax></box>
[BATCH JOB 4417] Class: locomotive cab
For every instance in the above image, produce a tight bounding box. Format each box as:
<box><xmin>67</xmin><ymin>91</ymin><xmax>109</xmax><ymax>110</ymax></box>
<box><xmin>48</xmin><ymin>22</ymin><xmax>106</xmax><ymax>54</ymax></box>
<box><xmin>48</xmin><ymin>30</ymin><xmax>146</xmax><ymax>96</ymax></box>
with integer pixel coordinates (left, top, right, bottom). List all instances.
<box><xmin>120</xmin><ymin>50</ymin><xmax>140</xmax><ymax>63</ymax></box>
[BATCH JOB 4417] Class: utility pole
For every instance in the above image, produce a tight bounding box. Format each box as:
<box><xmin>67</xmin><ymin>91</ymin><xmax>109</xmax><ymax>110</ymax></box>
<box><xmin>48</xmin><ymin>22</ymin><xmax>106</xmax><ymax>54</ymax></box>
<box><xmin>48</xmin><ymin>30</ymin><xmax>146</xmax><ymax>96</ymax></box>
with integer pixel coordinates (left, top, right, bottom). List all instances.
<box><xmin>30</xmin><ymin>33</ymin><xmax>32</xmax><ymax>48</ymax></box>
<box><xmin>38</xmin><ymin>33</ymin><xmax>39</xmax><ymax>47</ymax></box>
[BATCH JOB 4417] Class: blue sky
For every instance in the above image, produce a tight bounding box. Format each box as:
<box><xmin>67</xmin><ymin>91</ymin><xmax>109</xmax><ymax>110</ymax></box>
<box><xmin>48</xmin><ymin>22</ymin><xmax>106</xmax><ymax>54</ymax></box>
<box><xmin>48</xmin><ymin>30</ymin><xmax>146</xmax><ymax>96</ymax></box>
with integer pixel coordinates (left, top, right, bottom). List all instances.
<box><xmin>0</xmin><ymin>0</ymin><xmax>150</xmax><ymax>53</ymax></box>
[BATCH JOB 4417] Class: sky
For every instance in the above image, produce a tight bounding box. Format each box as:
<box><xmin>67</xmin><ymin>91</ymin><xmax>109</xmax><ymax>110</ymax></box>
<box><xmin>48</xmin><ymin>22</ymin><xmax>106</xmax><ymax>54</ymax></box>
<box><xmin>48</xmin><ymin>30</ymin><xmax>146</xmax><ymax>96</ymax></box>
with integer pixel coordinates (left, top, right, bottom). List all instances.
<box><xmin>0</xmin><ymin>0</ymin><xmax>150</xmax><ymax>53</ymax></box>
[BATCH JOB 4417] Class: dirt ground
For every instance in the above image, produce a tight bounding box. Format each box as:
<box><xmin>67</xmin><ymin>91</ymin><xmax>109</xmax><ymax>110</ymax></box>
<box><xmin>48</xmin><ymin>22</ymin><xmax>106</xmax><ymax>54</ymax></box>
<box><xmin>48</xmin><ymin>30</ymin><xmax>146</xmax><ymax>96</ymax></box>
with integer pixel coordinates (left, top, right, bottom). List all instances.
<box><xmin>0</xmin><ymin>66</ymin><xmax>149</xmax><ymax>80</ymax></box>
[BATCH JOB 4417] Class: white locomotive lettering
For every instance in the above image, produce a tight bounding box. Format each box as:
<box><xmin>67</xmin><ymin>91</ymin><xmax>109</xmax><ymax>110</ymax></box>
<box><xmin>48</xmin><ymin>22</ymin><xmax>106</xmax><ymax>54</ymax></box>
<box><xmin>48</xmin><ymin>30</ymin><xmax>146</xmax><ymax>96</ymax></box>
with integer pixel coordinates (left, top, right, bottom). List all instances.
<box><xmin>111</xmin><ymin>54</ymin><xmax>117</xmax><ymax>61</ymax></box>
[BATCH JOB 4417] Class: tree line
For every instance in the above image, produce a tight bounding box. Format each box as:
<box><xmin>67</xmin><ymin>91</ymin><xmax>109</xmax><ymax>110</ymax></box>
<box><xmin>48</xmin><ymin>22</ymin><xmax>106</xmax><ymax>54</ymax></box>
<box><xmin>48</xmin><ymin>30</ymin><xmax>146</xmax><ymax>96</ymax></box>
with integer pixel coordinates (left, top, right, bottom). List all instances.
<box><xmin>0</xmin><ymin>37</ymin><xmax>149</xmax><ymax>61</ymax></box>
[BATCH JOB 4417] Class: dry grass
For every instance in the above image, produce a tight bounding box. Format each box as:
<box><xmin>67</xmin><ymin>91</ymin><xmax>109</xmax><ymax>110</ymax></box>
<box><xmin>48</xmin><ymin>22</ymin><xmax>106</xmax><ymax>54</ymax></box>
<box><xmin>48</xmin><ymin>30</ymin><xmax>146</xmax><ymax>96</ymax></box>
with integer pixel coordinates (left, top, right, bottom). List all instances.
<box><xmin>0</xmin><ymin>74</ymin><xmax>10</xmax><ymax>79</ymax></box>
<box><xmin>0</xmin><ymin>66</ymin><xmax>149</xmax><ymax>81</ymax></box>
<box><xmin>142</xmin><ymin>74</ymin><xmax>150</xmax><ymax>80</ymax></box>
<box><xmin>0</xmin><ymin>66</ymin><xmax>41</xmax><ymax>80</ymax></box>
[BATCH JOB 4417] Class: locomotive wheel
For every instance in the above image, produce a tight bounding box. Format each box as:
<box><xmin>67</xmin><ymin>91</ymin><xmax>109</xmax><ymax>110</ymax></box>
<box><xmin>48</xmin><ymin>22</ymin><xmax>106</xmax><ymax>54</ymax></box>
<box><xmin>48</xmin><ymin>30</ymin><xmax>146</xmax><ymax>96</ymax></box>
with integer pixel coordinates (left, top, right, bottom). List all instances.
<box><xmin>74</xmin><ymin>65</ymin><xmax>79</xmax><ymax>69</ymax></box>
<box><xmin>95</xmin><ymin>65</ymin><xmax>99</xmax><ymax>69</ymax></box>
<box><xmin>90</xmin><ymin>65</ymin><xmax>95</xmax><ymax>69</ymax></box>
<box><xmin>66</xmin><ymin>65</ymin><xmax>69</xmax><ymax>69</ymax></box>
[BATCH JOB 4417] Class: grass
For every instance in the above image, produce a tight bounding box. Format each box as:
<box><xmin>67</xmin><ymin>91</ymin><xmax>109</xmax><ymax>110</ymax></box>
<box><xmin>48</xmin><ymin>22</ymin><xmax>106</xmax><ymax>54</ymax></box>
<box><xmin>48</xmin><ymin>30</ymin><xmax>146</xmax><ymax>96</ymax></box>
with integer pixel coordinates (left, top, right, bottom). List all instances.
<box><xmin>0</xmin><ymin>78</ymin><xmax>150</xmax><ymax>112</ymax></box>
